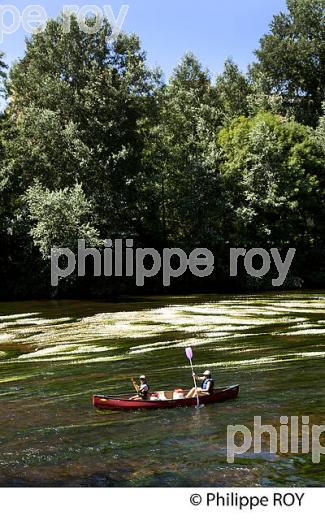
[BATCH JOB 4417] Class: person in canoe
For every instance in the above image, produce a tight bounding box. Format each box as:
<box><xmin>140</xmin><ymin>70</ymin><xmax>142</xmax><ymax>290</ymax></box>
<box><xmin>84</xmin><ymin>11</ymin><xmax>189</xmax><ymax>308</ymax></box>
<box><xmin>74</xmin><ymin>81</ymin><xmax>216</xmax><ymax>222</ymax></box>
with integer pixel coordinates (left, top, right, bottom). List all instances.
<box><xmin>186</xmin><ymin>370</ymin><xmax>214</xmax><ymax>398</ymax></box>
<box><xmin>130</xmin><ymin>375</ymin><xmax>150</xmax><ymax>400</ymax></box>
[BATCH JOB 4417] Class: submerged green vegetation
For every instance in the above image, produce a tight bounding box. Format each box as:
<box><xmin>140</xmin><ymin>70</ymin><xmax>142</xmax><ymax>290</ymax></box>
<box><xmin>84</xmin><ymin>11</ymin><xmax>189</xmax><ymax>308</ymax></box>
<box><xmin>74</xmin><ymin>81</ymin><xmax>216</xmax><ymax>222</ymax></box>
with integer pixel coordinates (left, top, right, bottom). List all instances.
<box><xmin>0</xmin><ymin>0</ymin><xmax>324</xmax><ymax>298</ymax></box>
<box><xmin>0</xmin><ymin>293</ymin><xmax>324</xmax><ymax>486</ymax></box>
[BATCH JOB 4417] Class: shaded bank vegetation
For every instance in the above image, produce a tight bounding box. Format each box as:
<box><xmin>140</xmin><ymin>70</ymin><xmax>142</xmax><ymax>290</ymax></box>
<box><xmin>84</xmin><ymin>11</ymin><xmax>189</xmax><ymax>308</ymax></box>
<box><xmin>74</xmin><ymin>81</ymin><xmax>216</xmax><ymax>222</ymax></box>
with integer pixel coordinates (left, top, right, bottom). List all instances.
<box><xmin>0</xmin><ymin>0</ymin><xmax>324</xmax><ymax>299</ymax></box>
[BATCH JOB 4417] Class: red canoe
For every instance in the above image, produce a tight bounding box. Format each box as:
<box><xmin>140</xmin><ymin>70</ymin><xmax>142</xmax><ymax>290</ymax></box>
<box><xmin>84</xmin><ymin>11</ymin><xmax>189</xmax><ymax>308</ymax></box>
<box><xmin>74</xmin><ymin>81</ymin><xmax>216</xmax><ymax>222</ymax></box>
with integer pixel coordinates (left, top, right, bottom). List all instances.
<box><xmin>93</xmin><ymin>385</ymin><xmax>239</xmax><ymax>411</ymax></box>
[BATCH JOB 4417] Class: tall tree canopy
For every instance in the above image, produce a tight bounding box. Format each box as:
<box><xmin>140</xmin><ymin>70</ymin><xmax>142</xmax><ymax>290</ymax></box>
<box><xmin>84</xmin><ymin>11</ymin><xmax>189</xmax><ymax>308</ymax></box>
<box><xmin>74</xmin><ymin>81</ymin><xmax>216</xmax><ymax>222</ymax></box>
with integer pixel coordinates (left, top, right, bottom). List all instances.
<box><xmin>252</xmin><ymin>0</ymin><xmax>325</xmax><ymax>126</ymax></box>
<box><xmin>144</xmin><ymin>53</ymin><xmax>222</xmax><ymax>247</ymax></box>
<box><xmin>216</xmin><ymin>58</ymin><xmax>251</xmax><ymax>123</ymax></box>
<box><xmin>218</xmin><ymin>112</ymin><xmax>325</xmax><ymax>249</ymax></box>
<box><xmin>5</xmin><ymin>16</ymin><xmax>161</xmax><ymax>235</ymax></box>
<box><xmin>0</xmin><ymin>6</ymin><xmax>324</xmax><ymax>298</ymax></box>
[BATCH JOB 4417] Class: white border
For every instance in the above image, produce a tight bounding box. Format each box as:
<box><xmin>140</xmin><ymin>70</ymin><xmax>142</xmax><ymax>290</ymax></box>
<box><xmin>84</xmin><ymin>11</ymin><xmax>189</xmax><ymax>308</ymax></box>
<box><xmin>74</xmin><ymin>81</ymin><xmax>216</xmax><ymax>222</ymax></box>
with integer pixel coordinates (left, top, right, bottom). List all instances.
<box><xmin>0</xmin><ymin>488</ymin><xmax>323</xmax><ymax>520</ymax></box>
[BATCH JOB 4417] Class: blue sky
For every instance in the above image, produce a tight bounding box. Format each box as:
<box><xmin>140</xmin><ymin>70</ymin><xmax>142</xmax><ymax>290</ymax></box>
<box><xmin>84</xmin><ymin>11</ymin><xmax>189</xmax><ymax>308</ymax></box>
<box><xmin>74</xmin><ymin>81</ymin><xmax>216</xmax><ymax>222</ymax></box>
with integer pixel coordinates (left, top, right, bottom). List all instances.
<box><xmin>1</xmin><ymin>0</ymin><xmax>287</xmax><ymax>78</ymax></box>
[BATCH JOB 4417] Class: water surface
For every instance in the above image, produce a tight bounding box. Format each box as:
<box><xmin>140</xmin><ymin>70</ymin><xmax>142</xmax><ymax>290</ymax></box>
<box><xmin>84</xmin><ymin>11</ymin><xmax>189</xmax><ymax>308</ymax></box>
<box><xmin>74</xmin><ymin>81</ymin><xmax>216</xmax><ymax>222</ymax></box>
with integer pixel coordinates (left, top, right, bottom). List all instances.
<box><xmin>0</xmin><ymin>292</ymin><xmax>324</xmax><ymax>486</ymax></box>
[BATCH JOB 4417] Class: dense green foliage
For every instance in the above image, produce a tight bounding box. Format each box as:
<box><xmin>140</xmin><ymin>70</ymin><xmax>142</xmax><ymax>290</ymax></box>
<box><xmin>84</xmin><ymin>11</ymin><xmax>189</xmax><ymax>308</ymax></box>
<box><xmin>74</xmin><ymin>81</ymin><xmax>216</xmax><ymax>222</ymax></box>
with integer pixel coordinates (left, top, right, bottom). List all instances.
<box><xmin>251</xmin><ymin>0</ymin><xmax>325</xmax><ymax>125</ymax></box>
<box><xmin>0</xmin><ymin>0</ymin><xmax>324</xmax><ymax>298</ymax></box>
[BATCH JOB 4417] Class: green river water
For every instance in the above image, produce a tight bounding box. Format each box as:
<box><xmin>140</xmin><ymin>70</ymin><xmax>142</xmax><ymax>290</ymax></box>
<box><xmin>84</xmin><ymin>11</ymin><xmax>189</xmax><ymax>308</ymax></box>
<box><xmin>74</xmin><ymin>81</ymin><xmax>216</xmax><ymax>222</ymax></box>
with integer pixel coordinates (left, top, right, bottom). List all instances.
<box><xmin>0</xmin><ymin>292</ymin><xmax>324</xmax><ymax>487</ymax></box>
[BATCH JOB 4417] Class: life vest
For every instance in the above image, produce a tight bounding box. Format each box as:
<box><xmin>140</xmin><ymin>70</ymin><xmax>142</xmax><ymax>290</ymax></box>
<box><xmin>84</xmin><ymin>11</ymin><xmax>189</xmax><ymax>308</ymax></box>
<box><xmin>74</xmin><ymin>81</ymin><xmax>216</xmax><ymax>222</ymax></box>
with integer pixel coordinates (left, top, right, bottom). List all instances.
<box><xmin>138</xmin><ymin>382</ymin><xmax>150</xmax><ymax>399</ymax></box>
<box><xmin>201</xmin><ymin>378</ymin><xmax>214</xmax><ymax>394</ymax></box>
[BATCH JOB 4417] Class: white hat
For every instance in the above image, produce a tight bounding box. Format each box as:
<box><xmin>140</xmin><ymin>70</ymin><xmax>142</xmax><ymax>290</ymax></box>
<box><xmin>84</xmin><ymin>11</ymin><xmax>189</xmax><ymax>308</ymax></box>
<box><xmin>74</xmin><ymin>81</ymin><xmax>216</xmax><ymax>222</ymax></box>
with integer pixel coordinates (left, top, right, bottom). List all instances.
<box><xmin>140</xmin><ymin>375</ymin><xmax>146</xmax><ymax>380</ymax></box>
<box><xmin>203</xmin><ymin>370</ymin><xmax>211</xmax><ymax>376</ymax></box>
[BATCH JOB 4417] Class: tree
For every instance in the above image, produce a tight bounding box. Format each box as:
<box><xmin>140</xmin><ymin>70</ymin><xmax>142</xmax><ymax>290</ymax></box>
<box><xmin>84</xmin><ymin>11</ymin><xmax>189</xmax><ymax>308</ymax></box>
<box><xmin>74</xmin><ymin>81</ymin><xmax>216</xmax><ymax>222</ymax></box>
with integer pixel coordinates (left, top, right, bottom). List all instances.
<box><xmin>3</xmin><ymin>107</ymin><xmax>92</xmax><ymax>193</ymax></box>
<box><xmin>216</xmin><ymin>58</ymin><xmax>251</xmax><ymax>123</ymax></box>
<box><xmin>218</xmin><ymin>111</ymin><xmax>324</xmax><ymax>250</ymax></box>
<box><xmin>0</xmin><ymin>50</ymin><xmax>8</xmax><ymax>226</ymax></box>
<box><xmin>313</xmin><ymin>103</ymin><xmax>325</xmax><ymax>259</ymax></box>
<box><xmin>142</xmin><ymin>53</ymin><xmax>223</xmax><ymax>248</ymax></box>
<box><xmin>252</xmin><ymin>0</ymin><xmax>325</xmax><ymax>126</ymax></box>
<box><xmin>0</xmin><ymin>51</ymin><xmax>7</xmax><ymax>97</ymax></box>
<box><xmin>5</xmin><ymin>15</ymin><xmax>161</xmax><ymax>236</ymax></box>
<box><xmin>315</xmin><ymin>102</ymin><xmax>325</xmax><ymax>152</ymax></box>
<box><xmin>25</xmin><ymin>182</ymin><xmax>99</xmax><ymax>257</ymax></box>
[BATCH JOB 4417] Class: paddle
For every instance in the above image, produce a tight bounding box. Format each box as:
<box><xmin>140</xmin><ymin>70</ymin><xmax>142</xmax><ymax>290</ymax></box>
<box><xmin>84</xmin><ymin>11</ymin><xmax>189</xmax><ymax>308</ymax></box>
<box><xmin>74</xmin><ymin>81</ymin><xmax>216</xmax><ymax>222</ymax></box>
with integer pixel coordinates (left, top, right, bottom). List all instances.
<box><xmin>185</xmin><ymin>347</ymin><xmax>200</xmax><ymax>408</ymax></box>
<box><xmin>131</xmin><ymin>378</ymin><xmax>139</xmax><ymax>392</ymax></box>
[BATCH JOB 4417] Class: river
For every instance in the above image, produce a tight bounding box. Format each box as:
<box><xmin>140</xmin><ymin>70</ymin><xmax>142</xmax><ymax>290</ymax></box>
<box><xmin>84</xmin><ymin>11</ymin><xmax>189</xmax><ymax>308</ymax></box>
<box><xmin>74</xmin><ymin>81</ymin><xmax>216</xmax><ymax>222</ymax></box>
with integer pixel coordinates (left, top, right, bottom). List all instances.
<box><xmin>0</xmin><ymin>292</ymin><xmax>324</xmax><ymax>486</ymax></box>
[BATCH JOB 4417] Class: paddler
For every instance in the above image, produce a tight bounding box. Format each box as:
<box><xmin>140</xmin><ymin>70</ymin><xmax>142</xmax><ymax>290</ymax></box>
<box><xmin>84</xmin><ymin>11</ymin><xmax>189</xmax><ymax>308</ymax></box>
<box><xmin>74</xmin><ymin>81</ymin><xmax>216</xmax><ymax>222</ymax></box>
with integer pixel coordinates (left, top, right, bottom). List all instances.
<box><xmin>186</xmin><ymin>369</ymin><xmax>214</xmax><ymax>398</ymax></box>
<box><xmin>130</xmin><ymin>375</ymin><xmax>150</xmax><ymax>400</ymax></box>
